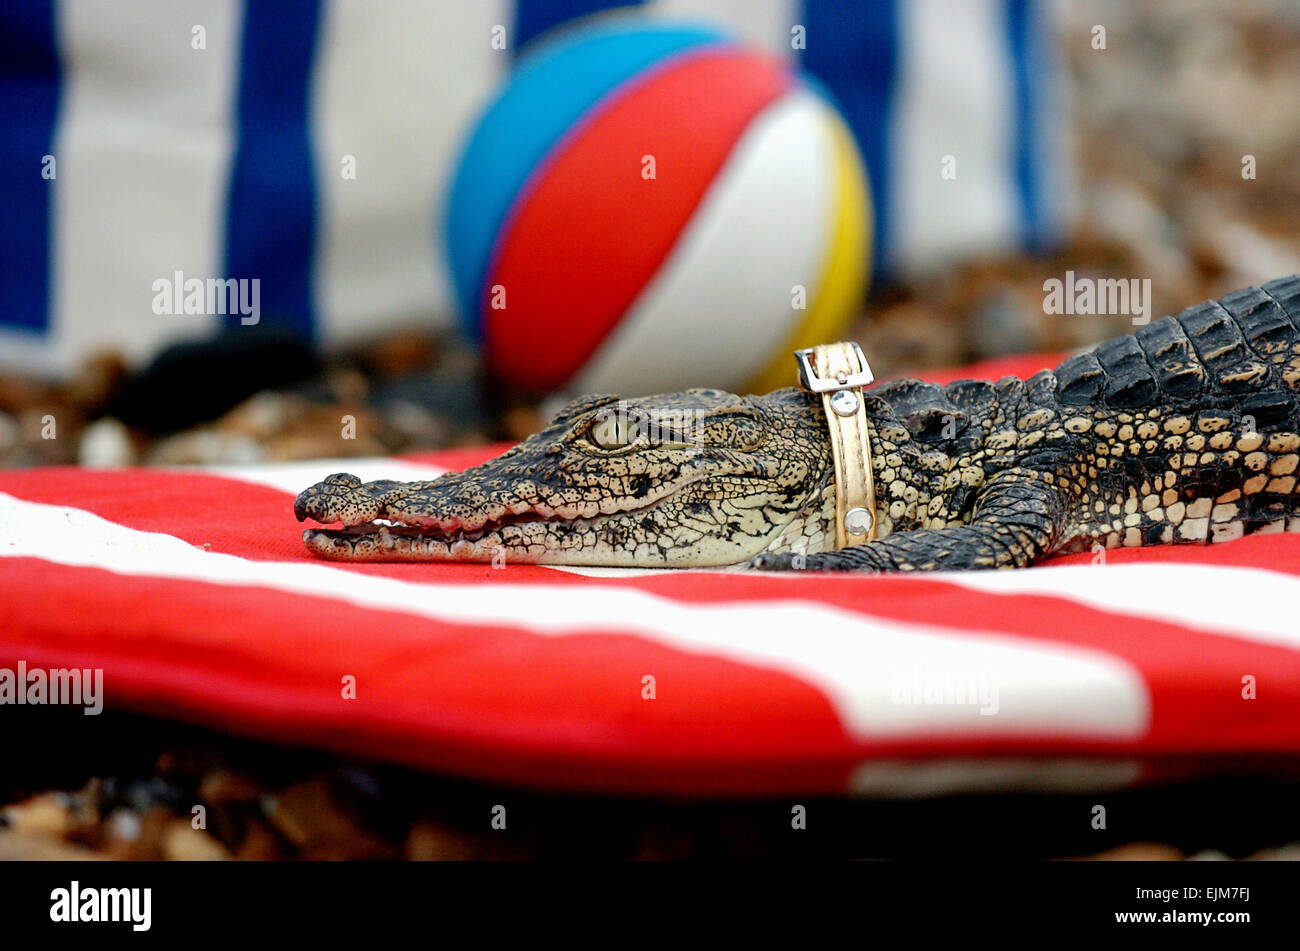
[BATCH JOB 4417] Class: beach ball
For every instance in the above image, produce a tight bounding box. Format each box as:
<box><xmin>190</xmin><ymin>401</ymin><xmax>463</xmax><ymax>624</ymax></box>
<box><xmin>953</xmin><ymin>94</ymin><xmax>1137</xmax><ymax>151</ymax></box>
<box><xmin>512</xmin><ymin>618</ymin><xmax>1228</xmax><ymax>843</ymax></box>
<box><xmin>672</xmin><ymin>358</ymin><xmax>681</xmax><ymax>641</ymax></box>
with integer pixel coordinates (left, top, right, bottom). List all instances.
<box><xmin>444</xmin><ymin>19</ymin><xmax>870</xmax><ymax>396</ymax></box>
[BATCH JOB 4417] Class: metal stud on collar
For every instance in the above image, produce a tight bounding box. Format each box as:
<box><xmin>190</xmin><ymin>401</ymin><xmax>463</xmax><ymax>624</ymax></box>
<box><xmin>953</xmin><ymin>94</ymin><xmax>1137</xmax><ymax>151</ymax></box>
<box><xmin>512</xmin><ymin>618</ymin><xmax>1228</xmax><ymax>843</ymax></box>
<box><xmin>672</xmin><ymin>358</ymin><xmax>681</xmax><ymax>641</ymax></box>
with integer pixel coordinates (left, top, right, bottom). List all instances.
<box><xmin>829</xmin><ymin>389</ymin><xmax>860</xmax><ymax>417</ymax></box>
<box><xmin>844</xmin><ymin>506</ymin><xmax>874</xmax><ymax>536</ymax></box>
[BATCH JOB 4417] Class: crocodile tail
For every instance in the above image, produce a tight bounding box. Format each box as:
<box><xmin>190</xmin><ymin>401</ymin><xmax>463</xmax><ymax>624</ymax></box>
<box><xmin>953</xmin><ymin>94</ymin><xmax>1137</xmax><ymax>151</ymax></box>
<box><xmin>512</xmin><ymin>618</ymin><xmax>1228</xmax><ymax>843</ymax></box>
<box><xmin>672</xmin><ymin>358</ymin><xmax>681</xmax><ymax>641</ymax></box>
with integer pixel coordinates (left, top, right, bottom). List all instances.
<box><xmin>1052</xmin><ymin>275</ymin><xmax>1300</xmax><ymax>418</ymax></box>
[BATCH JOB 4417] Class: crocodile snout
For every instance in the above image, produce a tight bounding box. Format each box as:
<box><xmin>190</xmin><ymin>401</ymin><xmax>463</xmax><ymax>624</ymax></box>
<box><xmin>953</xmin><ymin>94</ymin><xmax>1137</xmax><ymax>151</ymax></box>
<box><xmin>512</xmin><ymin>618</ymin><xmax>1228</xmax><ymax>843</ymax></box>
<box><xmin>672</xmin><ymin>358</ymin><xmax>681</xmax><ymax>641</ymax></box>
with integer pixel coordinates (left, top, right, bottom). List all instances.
<box><xmin>293</xmin><ymin>472</ymin><xmax>379</xmax><ymax>526</ymax></box>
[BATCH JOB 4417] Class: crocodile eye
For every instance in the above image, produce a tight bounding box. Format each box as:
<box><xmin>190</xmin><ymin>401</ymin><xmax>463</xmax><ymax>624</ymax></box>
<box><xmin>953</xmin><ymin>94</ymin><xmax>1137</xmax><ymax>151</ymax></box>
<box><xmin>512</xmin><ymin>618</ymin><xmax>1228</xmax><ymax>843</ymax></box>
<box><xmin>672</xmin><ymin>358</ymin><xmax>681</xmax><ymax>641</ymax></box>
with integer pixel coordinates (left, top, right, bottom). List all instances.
<box><xmin>589</xmin><ymin>410</ymin><xmax>635</xmax><ymax>449</ymax></box>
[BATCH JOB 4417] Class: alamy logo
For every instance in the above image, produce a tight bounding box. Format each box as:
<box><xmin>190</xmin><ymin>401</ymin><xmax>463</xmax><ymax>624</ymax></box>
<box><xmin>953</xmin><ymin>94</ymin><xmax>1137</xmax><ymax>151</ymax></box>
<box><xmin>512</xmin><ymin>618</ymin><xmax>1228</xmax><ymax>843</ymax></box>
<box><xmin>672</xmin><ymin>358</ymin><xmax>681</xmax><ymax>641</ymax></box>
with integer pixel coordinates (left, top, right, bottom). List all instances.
<box><xmin>890</xmin><ymin>664</ymin><xmax>1000</xmax><ymax>716</ymax></box>
<box><xmin>0</xmin><ymin>661</ymin><xmax>103</xmax><ymax>715</ymax></box>
<box><xmin>151</xmin><ymin>270</ymin><xmax>260</xmax><ymax>325</ymax></box>
<box><xmin>50</xmin><ymin>882</ymin><xmax>151</xmax><ymax>931</ymax></box>
<box><xmin>1042</xmin><ymin>270</ymin><xmax>1152</xmax><ymax>325</ymax></box>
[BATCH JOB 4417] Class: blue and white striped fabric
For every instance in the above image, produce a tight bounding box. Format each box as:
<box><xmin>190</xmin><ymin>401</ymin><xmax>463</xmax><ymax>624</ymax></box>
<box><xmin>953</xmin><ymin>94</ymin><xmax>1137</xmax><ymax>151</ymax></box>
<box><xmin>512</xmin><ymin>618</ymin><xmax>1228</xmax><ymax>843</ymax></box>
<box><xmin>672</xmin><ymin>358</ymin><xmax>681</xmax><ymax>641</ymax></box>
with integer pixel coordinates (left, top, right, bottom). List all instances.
<box><xmin>0</xmin><ymin>0</ymin><xmax>1071</xmax><ymax>376</ymax></box>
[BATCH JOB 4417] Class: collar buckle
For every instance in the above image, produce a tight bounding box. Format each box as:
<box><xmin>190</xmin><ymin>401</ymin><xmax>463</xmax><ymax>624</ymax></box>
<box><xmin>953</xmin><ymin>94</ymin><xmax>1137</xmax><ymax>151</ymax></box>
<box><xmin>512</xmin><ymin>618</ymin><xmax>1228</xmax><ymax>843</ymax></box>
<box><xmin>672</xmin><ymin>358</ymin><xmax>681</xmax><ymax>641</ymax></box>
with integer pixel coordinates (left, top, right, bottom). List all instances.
<box><xmin>794</xmin><ymin>342</ymin><xmax>874</xmax><ymax>393</ymax></box>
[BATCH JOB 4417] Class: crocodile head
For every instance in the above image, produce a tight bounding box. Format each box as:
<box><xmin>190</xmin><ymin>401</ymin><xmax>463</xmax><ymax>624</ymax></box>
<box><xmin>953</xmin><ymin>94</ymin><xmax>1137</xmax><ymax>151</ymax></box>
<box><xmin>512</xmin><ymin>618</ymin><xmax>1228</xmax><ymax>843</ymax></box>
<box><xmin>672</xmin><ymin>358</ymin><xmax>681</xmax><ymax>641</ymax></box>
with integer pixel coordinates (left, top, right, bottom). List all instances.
<box><xmin>295</xmin><ymin>387</ymin><xmax>834</xmax><ymax>566</ymax></box>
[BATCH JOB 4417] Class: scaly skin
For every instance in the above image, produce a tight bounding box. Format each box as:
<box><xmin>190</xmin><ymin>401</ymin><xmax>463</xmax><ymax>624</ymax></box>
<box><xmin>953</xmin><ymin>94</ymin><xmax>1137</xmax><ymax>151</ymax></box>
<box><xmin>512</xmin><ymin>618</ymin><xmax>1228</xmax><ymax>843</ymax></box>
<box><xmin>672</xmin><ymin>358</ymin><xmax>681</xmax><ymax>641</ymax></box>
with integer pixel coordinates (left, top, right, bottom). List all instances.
<box><xmin>295</xmin><ymin>276</ymin><xmax>1300</xmax><ymax>572</ymax></box>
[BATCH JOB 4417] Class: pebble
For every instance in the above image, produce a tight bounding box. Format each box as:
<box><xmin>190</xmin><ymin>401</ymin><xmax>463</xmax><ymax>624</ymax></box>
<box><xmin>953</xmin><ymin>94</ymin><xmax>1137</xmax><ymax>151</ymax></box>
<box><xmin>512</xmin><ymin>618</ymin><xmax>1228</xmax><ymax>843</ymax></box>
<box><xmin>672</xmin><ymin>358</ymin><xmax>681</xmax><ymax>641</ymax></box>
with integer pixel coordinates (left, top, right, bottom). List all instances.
<box><xmin>968</xmin><ymin>289</ymin><xmax>1040</xmax><ymax>360</ymax></box>
<box><xmin>383</xmin><ymin>399</ymin><xmax>450</xmax><ymax>446</ymax></box>
<box><xmin>163</xmin><ymin>821</ymin><xmax>232</xmax><ymax>861</ymax></box>
<box><xmin>218</xmin><ymin>390</ymin><xmax>295</xmax><ymax>439</ymax></box>
<box><xmin>502</xmin><ymin>405</ymin><xmax>545</xmax><ymax>443</ymax></box>
<box><xmin>405</xmin><ymin>818</ymin><xmax>482</xmax><ymax>861</ymax></box>
<box><xmin>67</xmin><ymin>351</ymin><xmax>128</xmax><ymax>414</ymax></box>
<box><xmin>78</xmin><ymin>417</ymin><xmax>137</xmax><ymax>467</ymax></box>
<box><xmin>104</xmin><ymin>807</ymin><xmax>143</xmax><ymax>844</ymax></box>
<box><xmin>234</xmin><ymin>817</ymin><xmax>287</xmax><ymax>861</ymax></box>
<box><xmin>0</xmin><ymin>829</ymin><xmax>107</xmax><ymax>861</ymax></box>
<box><xmin>147</xmin><ymin>429</ymin><xmax>267</xmax><ymax>466</ymax></box>
<box><xmin>1079</xmin><ymin>842</ymin><xmax>1185</xmax><ymax>861</ymax></box>
<box><xmin>1</xmin><ymin>793</ymin><xmax>74</xmax><ymax>838</ymax></box>
<box><xmin>1246</xmin><ymin>842</ymin><xmax>1300</xmax><ymax>861</ymax></box>
<box><xmin>354</xmin><ymin>330</ymin><xmax>440</xmax><ymax>377</ymax></box>
<box><xmin>198</xmin><ymin>768</ymin><xmax>263</xmax><ymax>805</ymax></box>
<box><xmin>262</xmin><ymin>777</ymin><xmax>397</xmax><ymax>860</ymax></box>
<box><xmin>0</xmin><ymin>411</ymin><xmax>17</xmax><ymax>453</ymax></box>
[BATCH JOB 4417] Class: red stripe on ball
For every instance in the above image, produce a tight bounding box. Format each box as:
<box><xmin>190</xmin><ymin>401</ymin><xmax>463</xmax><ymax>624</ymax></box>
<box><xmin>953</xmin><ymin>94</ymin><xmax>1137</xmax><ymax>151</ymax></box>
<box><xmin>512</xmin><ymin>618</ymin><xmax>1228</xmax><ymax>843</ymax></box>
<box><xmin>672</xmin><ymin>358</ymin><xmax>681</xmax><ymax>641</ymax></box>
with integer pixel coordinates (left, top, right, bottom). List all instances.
<box><xmin>484</xmin><ymin>49</ymin><xmax>794</xmax><ymax>391</ymax></box>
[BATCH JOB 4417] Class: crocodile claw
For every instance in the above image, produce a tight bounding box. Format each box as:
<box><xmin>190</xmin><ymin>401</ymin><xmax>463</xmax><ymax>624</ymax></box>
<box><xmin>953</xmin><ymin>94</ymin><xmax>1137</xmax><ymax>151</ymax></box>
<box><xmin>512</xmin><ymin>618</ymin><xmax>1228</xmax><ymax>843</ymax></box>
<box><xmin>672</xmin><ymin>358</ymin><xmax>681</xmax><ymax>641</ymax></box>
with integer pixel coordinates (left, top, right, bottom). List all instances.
<box><xmin>747</xmin><ymin>552</ymin><xmax>800</xmax><ymax>571</ymax></box>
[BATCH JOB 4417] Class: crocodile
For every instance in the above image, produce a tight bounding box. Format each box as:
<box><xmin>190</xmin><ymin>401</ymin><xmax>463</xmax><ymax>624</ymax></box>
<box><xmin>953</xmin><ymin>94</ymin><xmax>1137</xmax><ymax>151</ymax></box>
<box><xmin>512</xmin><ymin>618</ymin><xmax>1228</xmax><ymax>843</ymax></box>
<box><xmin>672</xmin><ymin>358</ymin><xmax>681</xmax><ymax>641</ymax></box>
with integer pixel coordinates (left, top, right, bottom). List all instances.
<box><xmin>294</xmin><ymin>276</ymin><xmax>1300</xmax><ymax>572</ymax></box>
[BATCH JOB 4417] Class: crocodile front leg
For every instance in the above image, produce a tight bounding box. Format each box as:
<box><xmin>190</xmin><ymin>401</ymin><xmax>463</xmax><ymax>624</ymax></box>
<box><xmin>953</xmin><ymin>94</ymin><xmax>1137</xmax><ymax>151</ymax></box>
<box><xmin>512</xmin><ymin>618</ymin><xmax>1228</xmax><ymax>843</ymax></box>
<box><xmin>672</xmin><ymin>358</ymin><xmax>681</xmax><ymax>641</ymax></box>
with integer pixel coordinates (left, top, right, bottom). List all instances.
<box><xmin>750</xmin><ymin>471</ymin><xmax>1069</xmax><ymax>572</ymax></box>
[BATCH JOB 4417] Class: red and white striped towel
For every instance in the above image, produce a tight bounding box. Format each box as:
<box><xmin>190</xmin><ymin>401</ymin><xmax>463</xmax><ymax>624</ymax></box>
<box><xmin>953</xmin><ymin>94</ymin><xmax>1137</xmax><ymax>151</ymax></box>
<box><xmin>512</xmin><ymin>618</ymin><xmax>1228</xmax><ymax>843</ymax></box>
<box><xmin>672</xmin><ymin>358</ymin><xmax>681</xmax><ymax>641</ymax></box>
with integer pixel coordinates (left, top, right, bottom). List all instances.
<box><xmin>2</xmin><ymin>355</ymin><xmax>1299</xmax><ymax>796</ymax></box>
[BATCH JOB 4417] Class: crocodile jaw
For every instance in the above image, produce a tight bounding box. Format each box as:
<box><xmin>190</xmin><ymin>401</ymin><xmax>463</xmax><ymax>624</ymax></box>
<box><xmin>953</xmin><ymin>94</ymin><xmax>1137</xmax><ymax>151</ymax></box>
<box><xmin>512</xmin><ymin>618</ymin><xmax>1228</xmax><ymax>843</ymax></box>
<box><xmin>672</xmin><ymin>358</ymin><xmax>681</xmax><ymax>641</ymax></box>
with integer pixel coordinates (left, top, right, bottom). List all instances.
<box><xmin>300</xmin><ymin>482</ymin><xmax>805</xmax><ymax>567</ymax></box>
<box><xmin>300</xmin><ymin>462</ymin><xmax>841</xmax><ymax>566</ymax></box>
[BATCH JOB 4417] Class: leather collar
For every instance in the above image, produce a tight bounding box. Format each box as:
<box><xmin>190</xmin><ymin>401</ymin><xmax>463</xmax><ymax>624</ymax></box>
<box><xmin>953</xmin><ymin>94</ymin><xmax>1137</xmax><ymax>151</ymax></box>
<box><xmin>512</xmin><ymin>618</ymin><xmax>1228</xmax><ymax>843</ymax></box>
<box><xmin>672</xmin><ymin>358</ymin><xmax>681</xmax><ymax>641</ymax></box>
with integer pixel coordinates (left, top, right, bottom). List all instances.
<box><xmin>794</xmin><ymin>342</ymin><xmax>878</xmax><ymax>548</ymax></box>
